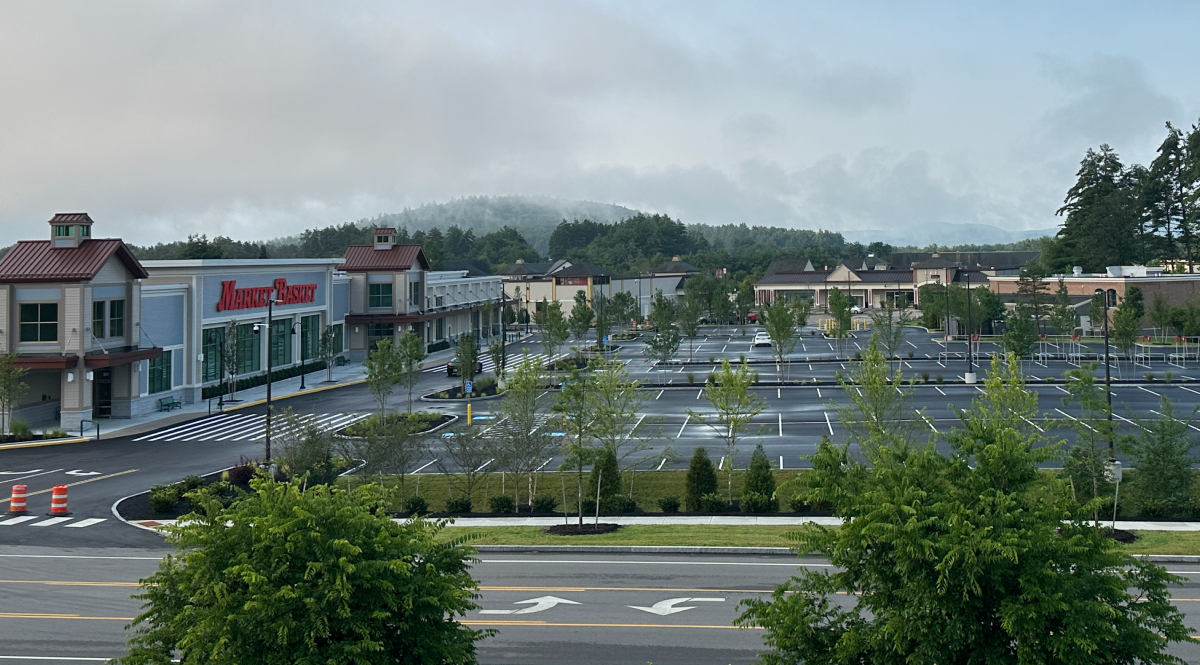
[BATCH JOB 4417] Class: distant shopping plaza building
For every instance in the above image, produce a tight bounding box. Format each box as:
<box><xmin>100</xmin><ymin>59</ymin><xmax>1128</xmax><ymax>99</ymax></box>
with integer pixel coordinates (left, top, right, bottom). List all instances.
<box><xmin>0</xmin><ymin>217</ymin><xmax>500</xmax><ymax>429</ymax></box>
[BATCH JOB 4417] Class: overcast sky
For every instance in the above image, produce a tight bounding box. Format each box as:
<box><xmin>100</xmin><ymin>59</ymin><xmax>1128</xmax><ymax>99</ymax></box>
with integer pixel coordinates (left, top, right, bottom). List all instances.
<box><xmin>0</xmin><ymin>1</ymin><xmax>1196</xmax><ymax>246</ymax></box>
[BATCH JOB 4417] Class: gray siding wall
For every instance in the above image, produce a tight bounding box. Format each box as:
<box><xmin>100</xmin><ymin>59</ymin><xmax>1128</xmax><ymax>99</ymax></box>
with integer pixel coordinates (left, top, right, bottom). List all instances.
<box><xmin>332</xmin><ymin>281</ymin><xmax>349</xmax><ymax>322</ymax></box>
<box><xmin>140</xmin><ymin>295</ymin><xmax>186</xmax><ymax>348</ymax></box>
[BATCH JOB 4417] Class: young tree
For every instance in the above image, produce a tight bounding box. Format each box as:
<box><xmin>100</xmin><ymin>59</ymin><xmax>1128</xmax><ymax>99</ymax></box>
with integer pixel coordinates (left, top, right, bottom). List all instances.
<box><xmin>709</xmin><ymin>279</ymin><xmax>735</xmax><ymax>325</ymax></box>
<box><xmin>835</xmin><ymin>336</ymin><xmax>918</xmax><ymax>461</ymax></box>
<box><xmin>734</xmin><ymin>277</ymin><xmax>756</xmax><ymax>325</ymax></box>
<box><xmin>567</xmin><ymin>291</ymin><xmax>595</xmax><ymax>360</ymax></box>
<box><xmin>1149</xmin><ymin>289</ymin><xmax>1174</xmax><ymax>338</ymax></box>
<box><xmin>677</xmin><ymin>286</ymin><xmax>705</xmax><ymax>361</ymax></box>
<box><xmin>220</xmin><ymin>320</ymin><xmax>240</xmax><ymax>402</ymax></box>
<box><xmin>590</xmin><ymin>355</ymin><xmax>650</xmax><ymax>496</ymax></box>
<box><xmin>395</xmin><ymin>331</ymin><xmax>426</xmax><ymax>413</ymax></box>
<box><xmin>867</xmin><ymin>300</ymin><xmax>914</xmax><ymax>368</ymax></box>
<box><xmin>364</xmin><ymin>338</ymin><xmax>400</xmax><ymax>417</ymax></box>
<box><xmin>1049</xmin><ymin>278</ymin><xmax>1079</xmax><ymax>336</ymax></box>
<box><xmin>1061</xmin><ymin>362</ymin><xmax>1117</xmax><ymax>520</ymax></box>
<box><xmin>790</xmin><ymin>298</ymin><xmax>812</xmax><ymax>329</ymax></box>
<box><xmin>317</xmin><ymin>325</ymin><xmax>340</xmax><ymax>383</ymax></box>
<box><xmin>592</xmin><ymin>291</ymin><xmax>613</xmax><ymax>350</ymax></box>
<box><xmin>646</xmin><ymin>289</ymin><xmax>677</xmax><ymax>332</ymax></box>
<box><xmin>687</xmin><ymin>360</ymin><xmax>766</xmax><ymax>504</ymax></box>
<box><xmin>494</xmin><ymin>355</ymin><xmax>560</xmax><ymax>509</ymax></box>
<box><xmin>480</xmin><ymin>298</ymin><xmax>494</xmax><ymax>343</ymax></box>
<box><xmin>120</xmin><ymin>480</ymin><xmax>486</xmax><ymax>665</ymax></box>
<box><xmin>1001</xmin><ymin>305</ymin><xmax>1038</xmax><ymax>361</ymax></box>
<box><xmin>607</xmin><ymin>290</ymin><xmax>637</xmax><ymax>331</ymax></box>
<box><xmin>1016</xmin><ymin>269</ymin><xmax>1050</xmax><ymax>334</ymax></box>
<box><xmin>1112</xmin><ymin>295</ymin><xmax>1142</xmax><ymax>364</ymax></box>
<box><xmin>826</xmin><ymin>287</ymin><xmax>852</xmax><ymax>353</ymax></box>
<box><xmin>643</xmin><ymin>325</ymin><xmax>682</xmax><ymax>379</ymax></box>
<box><xmin>586</xmin><ymin>446</ymin><xmax>621</xmax><ymax>513</ymax></box>
<box><xmin>487</xmin><ymin>338</ymin><xmax>506</xmax><ymax>381</ymax></box>
<box><xmin>533</xmin><ymin>298</ymin><xmax>569</xmax><ymax>367</ymax></box>
<box><xmin>454</xmin><ymin>332</ymin><xmax>480</xmax><ymax>397</ymax></box>
<box><xmin>0</xmin><ymin>354</ymin><xmax>28</xmax><ymax>435</ymax></box>
<box><xmin>742</xmin><ymin>443</ymin><xmax>778</xmax><ymax>512</ymax></box>
<box><xmin>760</xmin><ymin>298</ymin><xmax>797</xmax><ymax>375</ymax></box>
<box><xmin>739</xmin><ymin>355</ymin><xmax>1194</xmax><ymax>663</ymax></box>
<box><xmin>1126</xmin><ymin>398</ymin><xmax>1199</xmax><ymax>517</ymax></box>
<box><xmin>684</xmin><ymin>446</ymin><xmax>719</xmax><ymax>511</ymax></box>
<box><xmin>553</xmin><ymin>367</ymin><xmax>598</xmax><ymax>525</ymax></box>
<box><xmin>434</xmin><ymin>418</ymin><xmax>494</xmax><ymax>510</ymax></box>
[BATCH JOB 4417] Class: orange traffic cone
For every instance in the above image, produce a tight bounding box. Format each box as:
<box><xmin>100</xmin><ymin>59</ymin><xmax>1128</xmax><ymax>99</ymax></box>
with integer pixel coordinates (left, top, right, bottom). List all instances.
<box><xmin>48</xmin><ymin>485</ymin><xmax>69</xmax><ymax>516</ymax></box>
<box><xmin>8</xmin><ymin>484</ymin><xmax>27</xmax><ymax>515</ymax></box>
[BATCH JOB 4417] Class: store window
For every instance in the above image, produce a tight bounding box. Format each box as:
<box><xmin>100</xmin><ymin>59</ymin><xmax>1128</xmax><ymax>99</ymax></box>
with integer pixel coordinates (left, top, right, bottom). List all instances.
<box><xmin>409</xmin><ymin>280</ymin><xmax>421</xmax><ymax>309</ymax></box>
<box><xmin>330</xmin><ymin>323</ymin><xmax>345</xmax><ymax>352</ymax></box>
<box><xmin>270</xmin><ymin>318</ymin><xmax>292</xmax><ymax>366</ymax></box>
<box><xmin>369</xmin><ymin>283</ymin><xmax>393</xmax><ymax>308</ymax></box>
<box><xmin>109</xmin><ymin>300</ymin><xmax>125</xmax><ymax>337</ymax></box>
<box><xmin>19</xmin><ymin>303</ymin><xmax>58</xmax><ymax>342</ymax></box>
<box><xmin>148</xmin><ymin>350</ymin><xmax>172</xmax><ymax>394</ymax></box>
<box><xmin>236</xmin><ymin>324</ymin><xmax>259</xmax><ymax>374</ymax></box>
<box><xmin>300</xmin><ymin>315</ymin><xmax>320</xmax><ymax>361</ymax></box>
<box><xmin>435</xmin><ymin>317</ymin><xmax>444</xmax><ymax>340</ymax></box>
<box><xmin>202</xmin><ymin>327</ymin><xmax>224</xmax><ymax>382</ymax></box>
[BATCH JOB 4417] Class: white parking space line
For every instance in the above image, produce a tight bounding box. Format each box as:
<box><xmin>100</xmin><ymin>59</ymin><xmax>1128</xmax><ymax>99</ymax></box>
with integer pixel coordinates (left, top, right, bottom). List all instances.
<box><xmin>656</xmin><ymin>390</ymin><xmax>664</xmax><ymax>400</ymax></box>
<box><xmin>64</xmin><ymin>518</ymin><xmax>107</xmax><ymax>528</ymax></box>
<box><xmin>935</xmin><ymin>387</ymin><xmax>946</xmax><ymax>396</ymax></box>
<box><xmin>1054</xmin><ymin>386</ymin><xmax>1070</xmax><ymax>394</ymax></box>
<box><xmin>823</xmin><ymin>412</ymin><xmax>834</xmax><ymax>436</ymax></box>
<box><xmin>1113</xmin><ymin>413</ymin><xmax>1147</xmax><ymax>431</ymax></box>
<box><xmin>1139</xmin><ymin>386</ymin><xmax>1162</xmax><ymax>397</ymax></box>
<box><xmin>1054</xmin><ymin>408</ymin><xmax>1097</xmax><ymax>432</ymax></box>
<box><xmin>677</xmin><ymin>416</ymin><xmax>690</xmax><ymax>438</ymax></box>
<box><xmin>1149</xmin><ymin>409</ymin><xmax>1200</xmax><ymax>432</ymax></box>
<box><xmin>1179</xmin><ymin>386</ymin><xmax>1200</xmax><ymax>396</ymax></box>
<box><xmin>1022</xmin><ymin>417</ymin><xmax>1045</xmax><ymax>433</ymax></box>
<box><xmin>696</xmin><ymin>389</ymin><xmax>703</xmax><ymax>400</ymax></box>
<box><xmin>778</xmin><ymin>413</ymin><xmax>783</xmax><ymax>436</ymax></box>
<box><xmin>917</xmin><ymin>410</ymin><xmax>938</xmax><ymax>433</ymax></box>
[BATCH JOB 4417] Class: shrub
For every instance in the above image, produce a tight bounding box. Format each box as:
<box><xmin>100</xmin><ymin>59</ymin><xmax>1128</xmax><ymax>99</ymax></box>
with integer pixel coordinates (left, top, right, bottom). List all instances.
<box><xmin>226</xmin><ymin>464</ymin><xmax>258</xmax><ymax>487</ymax></box>
<box><xmin>445</xmin><ymin>496</ymin><xmax>473</xmax><ymax>514</ymax></box>
<box><xmin>907</xmin><ymin>350</ymin><xmax>914</xmax><ymax>358</ymax></box>
<box><xmin>42</xmin><ymin>427</ymin><xmax>68</xmax><ymax>439</ymax></box>
<box><xmin>936</xmin><ymin>375</ymin><xmax>944</xmax><ymax>384</ymax></box>
<box><xmin>921</xmin><ymin>371</ymin><xmax>930</xmax><ymax>383</ymax></box>
<box><xmin>708</xmin><ymin>355</ymin><xmax>715</xmax><ymax>363</ymax></box>
<box><xmin>601</xmin><ymin>495</ymin><xmax>637</xmax><ymax>514</ymax></box>
<box><xmin>10</xmin><ymin>420</ymin><xmax>31</xmax><ymax>439</ymax></box>
<box><xmin>685</xmin><ymin>447</ymin><xmax>719</xmax><ymax>511</ymax></box>
<box><xmin>427</xmin><ymin>339</ymin><xmax>451</xmax><ymax>353</ymax></box>
<box><xmin>699</xmin><ymin>492</ymin><xmax>727</xmax><ymax>513</ymax></box>
<box><xmin>658</xmin><ymin>495</ymin><xmax>681</xmax><ymax>513</ymax></box>
<box><xmin>149</xmin><ymin>484</ymin><xmax>181</xmax><ymax>513</ymax></box>
<box><xmin>471</xmin><ymin>376</ymin><xmax>498</xmax><ymax>395</ymax></box>
<box><xmin>742</xmin><ymin>444</ymin><xmax>779</xmax><ymax>512</ymax></box>
<box><xmin>402</xmin><ymin>495</ymin><xmax>429</xmax><ymax>515</ymax></box>
<box><xmin>488</xmin><ymin>495</ymin><xmax>516</xmax><ymax>514</ymax></box>
<box><xmin>1045</xmin><ymin>376</ymin><xmax>1056</xmax><ymax>383</ymax></box>
<box><xmin>180</xmin><ymin>475</ymin><xmax>206</xmax><ymax>491</ymax></box>
<box><xmin>788</xmin><ymin>495</ymin><xmax>809</xmax><ymax>513</ymax></box>
<box><xmin>687</xmin><ymin>372</ymin><xmax>696</xmax><ymax>385</ymax></box>
<box><xmin>1146</xmin><ymin>373</ymin><xmax>1156</xmax><ymax>382</ymax></box>
<box><xmin>1164</xmin><ymin>371</ymin><xmax>1174</xmax><ymax>384</ymax></box>
<box><xmin>531</xmin><ymin>495</ymin><xmax>558</xmax><ymax>514</ymax></box>
<box><xmin>741</xmin><ymin>491</ymin><xmax>776</xmax><ymax>514</ymax></box>
<box><xmin>853</xmin><ymin>351</ymin><xmax>862</xmax><ymax>360</ymax></box>
<box><xmin>201</xmin><ymin>361</ymin><xmax>328</xmax><ymax>399</ymax></box>
<box><xmin>187</xmin><ymin>481</ymin><xmax>240</xmax><ymax>509</ymax></box>
<box><xmin>580</xmin><ymin>498</ymin><xmax>596</xmax><ymax>515</ymax></box>
<box><xmin>588</xmin><ymin>447</ymin><xmax>621</xmax><ymax>501</ymax></box>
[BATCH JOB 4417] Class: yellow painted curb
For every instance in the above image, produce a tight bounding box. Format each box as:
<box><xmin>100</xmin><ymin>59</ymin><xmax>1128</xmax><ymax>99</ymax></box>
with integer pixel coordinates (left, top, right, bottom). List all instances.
<box><xmin>0</xmin><ymin>437</ymin><xmax>90</xmax><ymax>451</ymax></box>
<box><xmin>225</xmin><ymin>377</ymin><xmax>367</xmax><ymax>411</ymax></box>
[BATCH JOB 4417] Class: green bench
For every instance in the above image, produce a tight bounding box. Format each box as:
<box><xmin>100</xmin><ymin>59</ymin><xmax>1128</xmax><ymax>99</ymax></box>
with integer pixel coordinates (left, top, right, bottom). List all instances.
<box><xmin>335</xmin><ymin>356</ymin><xmax>349</xmax><ymax>367</ymax></box>
<box><xmin>158</xmin><ymin>396</ymin><xmax>181</xmax><ymax>412</ymax></box>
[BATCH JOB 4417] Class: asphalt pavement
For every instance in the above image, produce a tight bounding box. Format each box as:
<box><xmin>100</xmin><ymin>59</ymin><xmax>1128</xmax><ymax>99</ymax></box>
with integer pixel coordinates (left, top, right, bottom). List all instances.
<box><xmin>3</xmin><ymin>547</ymin><xmax>1200</xmax><ymax>664</ymax></box>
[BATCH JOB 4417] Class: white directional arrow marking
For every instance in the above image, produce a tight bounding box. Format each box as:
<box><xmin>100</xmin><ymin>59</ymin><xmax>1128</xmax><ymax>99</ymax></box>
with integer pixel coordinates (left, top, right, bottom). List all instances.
<box><xmin>64</xmin><ymin>470</ymin><xmax>102</xmax><ymax>476</ymax></box>
<box><xmin>0</xmin><ymin>470</ymin><xmax>42</xmax><ymax>475</ymax></box>
<box><xmin>479</xmin><ymin>596</ymin><xmax>581</xmax><ymax>615</ymax></box>
<box><xmin>629</xmin><ymin>597</ymin><xmax>725</xmax><ymax>616</ymax></box>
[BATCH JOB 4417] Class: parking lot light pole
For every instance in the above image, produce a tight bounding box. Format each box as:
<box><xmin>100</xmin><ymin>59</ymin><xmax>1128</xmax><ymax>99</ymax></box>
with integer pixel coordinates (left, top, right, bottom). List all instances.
<box><xmin>965</xmin><ymin>273</ymin><xmax>975</xmax><ymax>383</ymax></box>
<box><xmin>254</xmin><ymin>297</ymin><xmax>283</xmax><ymax>464</ymax></box>
<box><xmin>1094</xmin><ymin>289</ymin><xmax>1114</xmax><ymax>457</ymax></box>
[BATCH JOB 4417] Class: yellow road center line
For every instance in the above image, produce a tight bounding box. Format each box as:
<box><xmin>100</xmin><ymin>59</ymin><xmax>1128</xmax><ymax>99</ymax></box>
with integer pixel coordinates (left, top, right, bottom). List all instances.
<box><xmin>0</xmin><ymin>469</ymin><xmax>138</xmax><ymax>505</ymax></box>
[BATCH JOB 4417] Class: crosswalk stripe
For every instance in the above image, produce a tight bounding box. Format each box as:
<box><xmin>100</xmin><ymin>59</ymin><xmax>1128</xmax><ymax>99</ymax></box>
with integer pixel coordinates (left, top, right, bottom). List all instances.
<box><xmin>30</xmin><ymin>517</ymin><xmax>73</xmax><ymax>527</ymax></box>
<box><xmin>162</xmin><ymin>414</ymin><xmax>259</xmax><ymax>441</ymax></box>
<box><xmin>0</xmin><ymin>516</ymin><xmax>38</xmax><ymax>526</ymax></box>
<box><xmin>133</xmin><ymin>413</ymin><xmax>240</xmax><ymax>441</ymax></box>
<box><xmin>136</xmin><ymin>412</ymin><xmax>373</xmax><ymax>442</ymax></box>
<box><xmin>64</xmin><ymin>518</ymin><xmax>106</xmax><ymax>528</ymax></box>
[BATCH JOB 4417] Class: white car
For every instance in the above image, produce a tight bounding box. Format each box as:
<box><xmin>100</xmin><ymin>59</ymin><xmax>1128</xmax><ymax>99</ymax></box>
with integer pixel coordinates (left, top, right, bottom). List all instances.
<box><xmin>850</xmin><ymin>305</ymin><xmax>864</xmax><ymax>314</ymax></box>
<box><xmin>753</xmin><ymin>332</ymin><xmax>772</xmax><ymax>347</ymax></box>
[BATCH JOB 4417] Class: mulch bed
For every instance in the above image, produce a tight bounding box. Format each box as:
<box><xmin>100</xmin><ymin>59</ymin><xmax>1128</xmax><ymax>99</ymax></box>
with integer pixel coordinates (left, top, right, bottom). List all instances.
<box><xmin>428</xmin><ymin>386</ymin><xmax>501</xmax><ymax>399</ymax></box>
<box><xmin>1108</xmin><ymin>528</ymin><xmax>1141</xmax><ymax>544</ymax></box>
<box><xmin>544</xmin><ymin>523</ymin><xmax>623</xmax><ymax>536</ymax></box>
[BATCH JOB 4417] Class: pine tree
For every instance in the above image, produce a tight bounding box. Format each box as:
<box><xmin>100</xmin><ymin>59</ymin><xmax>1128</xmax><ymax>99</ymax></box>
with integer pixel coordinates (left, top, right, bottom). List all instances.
<box><xmin>684</xmin><ymin>447</ymin><xmax>718</xmax><ymax>512</ymax></box>
<box><xmin>587</xmin><ymin>446</ymin><xmax>621</xmax><ymax>502</ymax></box>
<box><xmin>742</xmin><ymin>443</ymin><xmax>779</xmax><ymax>512</ymax></box>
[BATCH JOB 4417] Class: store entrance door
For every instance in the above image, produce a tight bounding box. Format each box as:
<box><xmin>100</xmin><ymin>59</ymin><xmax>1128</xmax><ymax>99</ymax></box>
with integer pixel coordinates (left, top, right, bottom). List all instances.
<box><xmin>92</xmin><ymin>368</ymin><xmax>112</xmax><ymax>418</ymax></box>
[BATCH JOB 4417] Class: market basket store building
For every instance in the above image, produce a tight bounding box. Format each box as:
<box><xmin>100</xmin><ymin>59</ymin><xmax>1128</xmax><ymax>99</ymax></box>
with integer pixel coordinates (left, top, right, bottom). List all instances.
<box><xmin>0</xmin><ymin>214</ymin><xmax>350</xmax><ymax>430</ymax></box>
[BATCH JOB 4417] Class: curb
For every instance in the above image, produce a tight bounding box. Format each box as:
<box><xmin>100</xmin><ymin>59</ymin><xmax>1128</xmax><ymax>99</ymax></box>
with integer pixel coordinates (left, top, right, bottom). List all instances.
<box><xmin>474</xmin><ymin>545</ymin><xmax>795</xmax><ymax>556</ymax></box>
<box><xmin>1135</xmin><ymin>555</ymin><xmax>1200</xmax><ymax>563</ymax></box>
<box><xmin>225</xmin><ymin>377</ymin><xmax>368</xmax><ymax>411</ymax></box>
<box><xmin>0</xmin><ymin>436</ymin><xmax>91</xmax><ymax>451</ymax></box>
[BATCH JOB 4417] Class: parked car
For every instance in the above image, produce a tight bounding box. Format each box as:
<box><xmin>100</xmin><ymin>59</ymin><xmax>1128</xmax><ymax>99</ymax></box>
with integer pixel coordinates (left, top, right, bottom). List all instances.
<box><xmin>850</xmin><ymin>305</ymin><xmax>864</xmax><ymax>314</ymax></box>
<box><xmin>752</xmin><ymin>332</ymin><xmax>772</xmax><ymax>347</ymax></box>
<box><xmin>447</xmin><ymin>356</ymin><xmax>484</xmax><ymax>377</ymax></box>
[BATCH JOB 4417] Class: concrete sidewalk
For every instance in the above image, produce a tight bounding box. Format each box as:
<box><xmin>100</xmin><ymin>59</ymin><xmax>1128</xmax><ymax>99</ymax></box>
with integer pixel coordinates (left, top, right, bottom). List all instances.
<box><xmin>440</xmin><ymin>515</ymin><xmax>1200</xmax><ymax>531</ymax></box>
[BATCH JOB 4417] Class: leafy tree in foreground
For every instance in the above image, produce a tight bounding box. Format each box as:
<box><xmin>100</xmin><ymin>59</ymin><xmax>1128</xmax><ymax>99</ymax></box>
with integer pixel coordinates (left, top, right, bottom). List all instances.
<box><xmin>121</xmin><ymin>479</ymin><xmax>488</xmax><ymax>665</ymax></box>
<box><xmin>739</xmin><ymin>355</ymin><xmax>1195</xmax><ymax>664</ymax></box>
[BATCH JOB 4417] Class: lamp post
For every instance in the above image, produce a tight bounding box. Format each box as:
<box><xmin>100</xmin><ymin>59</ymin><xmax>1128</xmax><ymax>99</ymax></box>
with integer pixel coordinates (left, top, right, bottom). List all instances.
<box><xmin>964</xmin><ymin>272</ymin><xmax>975</xmax><ymax>383</ymax></box>
<box><xmin>1094</xmin><ymin>288</ymin><xmax>1119</xmax><ymax>526</ymax></box>
<box><xmin>290</xmin><ymin>321</ymin><xmax>307</xmax><ymax>391</ymax></box>
<box><xmin>254</xmin><ymin>297</ymin><xmax>283</xmax><ymax>463</ymax></box>
<box><xmin>500</xmin><ymin>288</ymin><xmax>508</xmax><ymax>375</ymax></box>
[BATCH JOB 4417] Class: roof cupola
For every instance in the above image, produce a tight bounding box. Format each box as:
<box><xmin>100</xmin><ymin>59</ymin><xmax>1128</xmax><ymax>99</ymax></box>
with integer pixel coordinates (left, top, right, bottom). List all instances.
<box><xmin>49</xmin><ymin>212</ymin><xmax>94</xmax><ymax>249</ymax></box>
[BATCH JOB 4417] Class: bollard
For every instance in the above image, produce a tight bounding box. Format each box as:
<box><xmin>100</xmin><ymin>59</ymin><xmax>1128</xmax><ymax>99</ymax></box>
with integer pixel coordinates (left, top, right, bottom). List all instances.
<box><xmin>48</xmin><ymin>484</ymin><xmax>70</xmax><ymax>516</ymax></box>
<box><xmin>8</xmin><ymin>484</ymin><xmax>27</xmax><ymax>515</ymax></box>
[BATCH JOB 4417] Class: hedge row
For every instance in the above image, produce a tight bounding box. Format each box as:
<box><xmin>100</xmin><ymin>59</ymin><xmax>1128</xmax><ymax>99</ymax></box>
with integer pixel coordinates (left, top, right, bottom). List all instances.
<box><xmin>202</xmin><ymin>360</ymin><xmax>328</xmax><ymax>400</ymax></box>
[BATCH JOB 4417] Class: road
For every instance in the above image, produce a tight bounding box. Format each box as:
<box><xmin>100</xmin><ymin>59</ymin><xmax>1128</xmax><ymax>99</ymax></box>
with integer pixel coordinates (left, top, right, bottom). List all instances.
<box><xmin>2</xmin><ymin>547</ymin><xmax>1200</xmax><ymax>664</ymax></box>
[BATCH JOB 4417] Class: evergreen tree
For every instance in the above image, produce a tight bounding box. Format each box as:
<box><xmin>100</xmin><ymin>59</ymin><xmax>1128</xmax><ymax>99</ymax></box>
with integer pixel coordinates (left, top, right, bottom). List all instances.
<box><xmin>587</xmin><ymin>446</ymin><xmax>621</xmax><ymax>502</ymax></box>
<box><xmin>1048</xmin><ymin>278</ymin><xmax>1079</xmax><ymax>336</ymax></box>
<box><xmin>1147</xmin><ymin>122</ymin><xmax>1199</xmax><ymax>271</ymax></box>
<box><xmin>742</xmin><ymin>443</ymin><xmax>779</xmax><ymax>512</ymax></box>
<box><xmin>684</xmin><ymin>447</ymin><xmax>719</xmax><ymax>512</ymax></box>
<box><xmin>1046</xmin><ymin>145</ymin><xmax>1142</xmax><ymax>272</ymax></box>
<box><xmin>1127</xmin><ymin>398</ymin><xmax>1200</xmax><ymax>517</ymax></box>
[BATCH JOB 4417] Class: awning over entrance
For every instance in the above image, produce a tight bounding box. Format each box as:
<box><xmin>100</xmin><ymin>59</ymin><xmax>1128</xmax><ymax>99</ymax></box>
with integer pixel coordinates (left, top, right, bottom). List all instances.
<box><xmin>13</xmin><ymin>355</ymin><xmax>78</xmax><ymax>369</ymax></box>
<box><xmin>83</xmin><ymin>346</ymin><xmax>163</xmax><ymax>367</ymax></box>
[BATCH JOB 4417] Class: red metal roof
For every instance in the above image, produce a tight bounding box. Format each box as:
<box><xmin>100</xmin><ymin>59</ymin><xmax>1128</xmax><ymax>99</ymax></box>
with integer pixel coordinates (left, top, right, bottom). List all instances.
<box><xmin>340</xmin><ymin>244</ymin><xmax>429</xmax><ymax>272</ymax></box>
<box><xmin>0</xmin><ymin>239</ymin><xmax>149</xmax><ymax>283</ymax></box>
<box><xmin>49</xmin><ymin>212</ymin><xmax>96</xmax><ymax>225</ymax></box>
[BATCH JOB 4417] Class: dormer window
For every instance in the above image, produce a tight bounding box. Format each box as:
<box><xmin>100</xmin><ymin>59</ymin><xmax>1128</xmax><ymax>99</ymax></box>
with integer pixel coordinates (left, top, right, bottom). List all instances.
<box><xmin>54</xmin><ymin>225</ymin><xmax>73</xmax><ymax>237</ymax></box>
<box><xmin>376</xmin><ymin>235</ymin><xmax>390</xmax><ymax>244</ymax></box>
<box><xmin>79</xmin><ymin>225</ymin><xmax>90</xmax><ymax>237</ymax></box>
